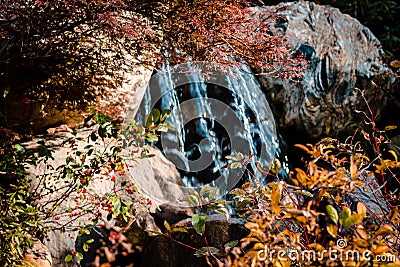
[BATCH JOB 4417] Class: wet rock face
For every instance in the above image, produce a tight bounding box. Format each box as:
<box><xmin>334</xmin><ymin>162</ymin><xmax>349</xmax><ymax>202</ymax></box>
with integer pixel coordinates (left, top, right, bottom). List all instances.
<box><xmin>257</xmin><ymin>1</ymin><xmax>394</xmax><ymax>140</ymax></box>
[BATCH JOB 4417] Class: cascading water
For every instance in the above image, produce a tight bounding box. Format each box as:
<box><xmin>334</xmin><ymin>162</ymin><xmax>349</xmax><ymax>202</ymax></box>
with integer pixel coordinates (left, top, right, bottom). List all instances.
<box><xmin>134</xmin><ymin>62</ymin><xmax>283</xmax><ymax>201</ymax></box>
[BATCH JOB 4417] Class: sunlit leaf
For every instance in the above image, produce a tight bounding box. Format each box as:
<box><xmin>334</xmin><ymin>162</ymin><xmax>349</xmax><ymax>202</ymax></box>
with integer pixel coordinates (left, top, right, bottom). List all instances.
<box><xmin>326</xmin><ymin>205</ymin><xmax>338</xmax><ymax>224</ymax></box>
<box><xmin>65</xmin><ymin>254</ymin><xmax>73</xmax><ymax>262</ymax></box>
<box><xmin>339</xmin><ymin>207</ymin><xmax>351</xmax><ymax>226</ymax></box>
<box><xmin>164</xmin><ymin>220</ymin><xmax>171</xmax><ymax>232</ymax></box>
<box><xmin>327</xmin><ymin>224</ymin><xmax>338</xmax><ymax>238</ymax></box>
<box><xmin>270</xmin><ymin>158</ymin><xmax>282</xmax><ymax>174</ymax></box>
<box><xmin>200</xmin><ymin>185</ymin><xmax>214</xmax><ymax>197</ymax></box>
<box><xmin>375</xmin><ymin>224</ymin><xmax>394</xmax><ymax>236</ymax></box>
<box><xmin>344</xmin><ymin>214</ymin><xmax>363</xmax><ymax>227</ymax></box>
<box><xmin>192</xmin><ymin>213</ymin><xmax>207</xmax><ymax>235</ymax></box>
<box><xmin>357</xmin><ymin>202</ymin><xmax>367</xmax><ymax>217</ymax></box>
<box><xmin>356</xmin><ymin>225</ymin><xmax>368</xmax><ymax>239</ymax></box>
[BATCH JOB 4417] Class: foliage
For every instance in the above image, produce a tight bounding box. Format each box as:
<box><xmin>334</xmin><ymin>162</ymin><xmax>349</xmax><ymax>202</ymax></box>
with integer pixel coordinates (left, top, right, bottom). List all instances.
<box><xmin>170</xmin><ymin>98</ymin><xmax>400</xmax><ymax>266</ymax></box>
<box><xmin>0</xmin><ymin>144</ymin><xmax>46</xmax><ymax>266</ymax></box>
<box><xmin>0</xmin><ymin>109</ymin><xmax>170</xmax><ymax>265</ymax></box>
<box><xmin>219</xmin><ymin>137</ymin><xmax>400</xmax><ymax>266</ymax></box>
<box><xmin>0</xmin><ymin>0</ymin><xmax>304</xmax><ymax>112</ymax></box>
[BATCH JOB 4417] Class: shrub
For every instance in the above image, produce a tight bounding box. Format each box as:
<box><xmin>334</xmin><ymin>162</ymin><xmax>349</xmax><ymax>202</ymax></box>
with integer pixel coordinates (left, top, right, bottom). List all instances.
<box><xmin>179</xmin><ymin>92</ymin><xmax>400</xmax><ymax>266</ymax></box>
<box><xmin>0</xmin><ymin>108</ymin><xmax>171</xmax><ymax>265</ymax></box>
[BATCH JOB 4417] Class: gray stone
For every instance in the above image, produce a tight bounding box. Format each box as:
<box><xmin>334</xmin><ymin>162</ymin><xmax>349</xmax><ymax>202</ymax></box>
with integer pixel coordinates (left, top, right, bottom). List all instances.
<box><xmin>24</xmin><ymin>129</ymin><xmax>184</xmax><ymax>266</ymax></box>
<box><xmin>256</xmin><ymin>1</ymin><xmax>395</xmax><ymax>139</ymax></box>
<box><xmin>2</xmin><ymin>65</ymin><xmax>151</xmax><ymax>134</ymax></box>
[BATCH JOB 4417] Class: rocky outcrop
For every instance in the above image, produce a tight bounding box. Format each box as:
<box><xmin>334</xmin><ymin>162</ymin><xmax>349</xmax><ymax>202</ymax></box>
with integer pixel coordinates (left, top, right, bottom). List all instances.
<box><xmin>24</xmin><ymin>129</ymin><xmax>184</xmax><ymax>266</ymax></box>
<box><xmin>1</xmin><ymin>65</ymin><xmax>151</xmax><ymax>134</ymax></box>
<box><xmin>257</xmin><ymin>1</ymin><xmax>396</xmax><ymax>140</ymax></box>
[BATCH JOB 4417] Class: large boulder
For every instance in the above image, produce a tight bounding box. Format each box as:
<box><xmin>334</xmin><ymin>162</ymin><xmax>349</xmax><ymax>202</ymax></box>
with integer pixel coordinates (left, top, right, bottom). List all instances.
<box><xmin>1</xmin><ymin>65</ymin><xmax>151</xmax><ymax>134</ymax></box>
<box><xmin>257</xmin><ymin>1</ymin><xmax>396</xmax><ymax>141</ymax></box>
<box><xmin>24</xmin><ymin>129</ymin><xmax>184</xmax><ymax>266</ymax></box>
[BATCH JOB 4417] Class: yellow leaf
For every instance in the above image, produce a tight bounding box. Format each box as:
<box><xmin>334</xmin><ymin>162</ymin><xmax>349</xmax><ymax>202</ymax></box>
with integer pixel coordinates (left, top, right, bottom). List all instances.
<box><xmin>374</xmin><ymin>244</ymin><xmax>390</xmax><ymax>254</ymax></box>
<box><xmin>388</xmin><ymin>150</ymin><xmax>398</xmax><ymax>162</ymax></box>
<box><xmin>344</xmin><ymin>214</ymin><xmax>363</xmax><ymax>227</ymax></box>
<box><xmin>164</xmin><ymin>220</ymin><xmax>171</xmax><ymax>232</ymax></box>
<box><xmin>353</xmin><ymin>237</ymin><xmax>369</xmax><ymax>248</ymax></box>
<box><xmin>375</xmin><ymin>224</ymin><xmax>394</xmax><ymax>236</ymax></box>
<box><xmin>327</xmin><ymin>224</ymin><xmax>338</xmax><ymax>238</ymax></box>
<box><xmin>271</xmin><ymin>184</ymin><xmax>281</xmax><ymax>205</ymax></box>
<box><xmin>357</xmin><ymin>202</ymin><xmax>367</xmax><ymax>217</ymax></box>
<box><xmin>356</xmin><ymin>225</ymin><xmax>368</xmax><ymax>239</ymax></box>
<box><xmin>271</xmin><ymin>202</ymin><xmax>281</xmax><ymax>215</ymax></box>
<box><xmin>386</xmin><ymin>263</ymin><xmax>400</xmax><ymax>267</ymax></box>
<box><xmin>384</xmin><ymin>125</ymin><xmax>398</xmax><ymax>131</ymax></box>
<box><xmin>389</xmin><ymin>208</ymin><xmax>400</xmax><ymax>222</ymax></box>
<box><xmin>270</xmin><ymin>158</ymin><xmax>282</xmax><ymax>174</ymax></box>
<box><xmin>350</xmin><ymin>156</ymin><xmax>358</xmax><ymax>178</ymax></box>
<box><xmin>390</xmin><ymin>60</ymin><xmax>400</xmax><ymax>68</ymax></box>
<box><xmin>295</xmin><ymin>216</ymin><xmax>307</xmax><ymax>224</ymax></box>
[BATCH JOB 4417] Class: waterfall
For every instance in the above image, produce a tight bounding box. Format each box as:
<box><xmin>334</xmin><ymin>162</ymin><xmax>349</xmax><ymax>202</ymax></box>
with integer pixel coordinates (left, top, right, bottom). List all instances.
<box><xmin>133</xmin><ymin>62</ymin><xmax>282</xmax><ymax>199</ymax></box>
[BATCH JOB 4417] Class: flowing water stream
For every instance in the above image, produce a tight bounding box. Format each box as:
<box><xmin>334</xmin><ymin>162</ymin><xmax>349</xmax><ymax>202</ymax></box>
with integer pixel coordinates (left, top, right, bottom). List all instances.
<box><xmin>134</xmin><ymin>62</ymin><xmax>284</xmax><ymax>199</ymax></box>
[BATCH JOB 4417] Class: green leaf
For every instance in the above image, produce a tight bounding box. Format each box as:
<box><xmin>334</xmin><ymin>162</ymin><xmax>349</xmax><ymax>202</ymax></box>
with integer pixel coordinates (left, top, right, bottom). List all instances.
<box><xmin>76</xmin><ymin>252</ymin><xmax>84</xmax><ymax>260</ymax></box>
<box><xmin>326</xmin><ymin>205</ymin><xmax>338</xmax><ymax>224</ymax></box>
<box><xmin>94</xmin><ymin>112</ymin><xmax>108</xmax><ymax>125</ymax></box>
<box><xmin>229</xmin><ymin>188</ymin><xmax>246</xmax><ymax>195</ymax></box>
<box><xmin>113</xmin><ymin>198</ymin><xmax>122</xmax><ymax>214</ymax></box>
<box><xmin>86</xmin><ymin>239</ymin><xmax>94</xmax><ymax>244</ymax></box>
<box><xmin>200</xmin><ymin>185</ymin><xmax>214</xmax><ymax>197</ymax></box>
<box><xmin>14</xmin><ymin>144</ymin><xmax>25</xmax><ymax>154</ymax></box>
<box><xmin>98</xmin><ymin>126</ymin><xmax>107</xmax><ymax>138</ymax></box>
<box><xmin>3</xmin><ymin>87</ymin><xmax>10</xmax><ymax>98</ymax></box>
<box><xmin>224</xmin><ymin>240</ymin><xmax>238</xmax><ymax>248</ymax></box>
<box><xmin>146</xmin><ymin>109</ymin><xmax>161</xmax><ymax>129</ymax></box>
<box><xmin>64</xmin><ymin>254</ymin><xmax>73</xmax><ymax>262</ymax></box>
<box><xmin>89</xmin><ymin>106</ymin><xmax>96</xmax><ymax>115</ymax></box>
<box><xmin>339</xmin><ymin>207</ymin><xmax>351</xmax><ymax>226</ymax></box>
<box><xmin>344</xmin><ymin>214</ymin><xmax>363</xmax><ymax>228</ymax></box>
<box><xmin>160</xmin><ymin>109</ymin><xmax>171</xmax><ymax>121</ymax></box>
<box><xmin>194</xmin><ymin>247</ymin><xmax>208</xmax><ymax>257</ymax></box>
<box><xmin>229</xmin><ymin>162</ymin><xmax>241</xmax><ymax>169</ymax></box>
<box><xmin>192</xmin><ymin>213</ymin><xmax>207</xmax><ymax>235</ymax></box>
<box><xmin>209</xmin><ymin>187</ymin><xmax>217</xmax><ymax>200</ymax></box>
<box><xmin>235</xmin><ymin>199</ymin><xmax>252</xmax><ymax>210</ymax></box>
<box><xmin>183</xmin><ymin>195</ymin><xmax>199</xmax><ymax>207</ymax></box>
<box><xmin>270</xmin><ymin>158</ymin><xmax>282</xmax><ymax>174</ymax></box>
<box><xmin>145</xmin><ymin>133</ymin><xmax>158</xmax><ymax>143</ymax></box>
